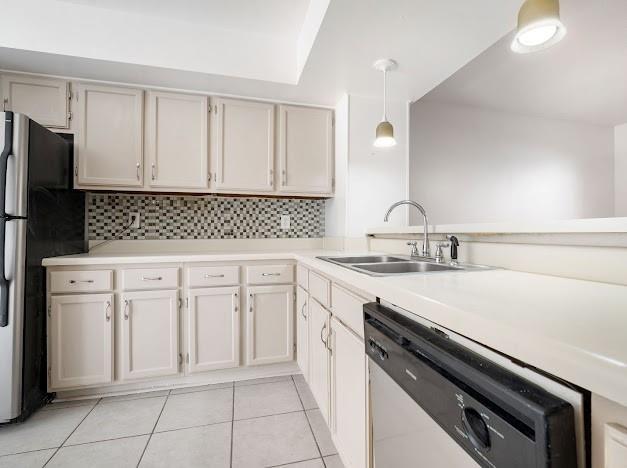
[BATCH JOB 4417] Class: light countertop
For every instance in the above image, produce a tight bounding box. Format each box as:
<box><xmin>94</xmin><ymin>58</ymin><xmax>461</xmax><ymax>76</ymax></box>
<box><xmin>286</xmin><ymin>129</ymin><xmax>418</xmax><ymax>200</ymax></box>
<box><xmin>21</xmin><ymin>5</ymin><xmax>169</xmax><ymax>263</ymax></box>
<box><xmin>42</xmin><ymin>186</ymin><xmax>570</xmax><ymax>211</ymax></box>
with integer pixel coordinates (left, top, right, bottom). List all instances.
<box><xmin>43</xmin><ymin>249</ymin><xmax>627</xmax><ymax>407</ymax></box>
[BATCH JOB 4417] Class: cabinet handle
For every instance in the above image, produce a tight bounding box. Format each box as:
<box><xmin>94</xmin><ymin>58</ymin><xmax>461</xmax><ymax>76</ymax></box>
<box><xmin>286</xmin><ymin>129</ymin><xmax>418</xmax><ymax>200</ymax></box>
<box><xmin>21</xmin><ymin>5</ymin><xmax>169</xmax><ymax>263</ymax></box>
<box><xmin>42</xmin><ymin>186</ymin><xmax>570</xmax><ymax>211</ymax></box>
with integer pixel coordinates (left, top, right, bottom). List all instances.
<box><xmin>136</xmin><ymin>163</ymin><xmax>141</xmax><ymax>180</ymax></box>
<box><xmin>301</xmin><ymin>301</ymin><xmax>307</xmax><ymax>320</ymax></box>
<box><xmin>105</xmin><ymin>301</ymin><xmax>111</xmax><ymax>322</ymax></box>
<box><xmin>151</xmin><ymin>164</ymin><xmax>156</xmax><ymax>181</ymax></box>
<box><xmin>69</xmin><ymin>279</ymin><xmax>94</xmax><ymax>284</ymax></box>
<box><xmin>320</xmin><ymin>322</ymin><xmax>327</xmax><ymax>346</ymax></box>
<box><xmin>282</xmin><ymin>169</ymin><xmax>287</xmax><ymax>186</ymax></box>
<box><xmin>124</xmin><ymin>299</ymin><xmax>130</xmax><ymax>320</ymax></box>
<box><xmin>204</xmin><ymin>274</ymin><xmax>225</xmax><ymax>278</ymax></box>
<box><xmin>261</xmin><ymin>272</ymin><xmax>280</xmax><ymax>277</ymax></box>
<box><xmin>249</xmin><ymin>293</ymin><xmax>253</xmax><ymax>313</ymax></box>
<box><xmin>234</xmin><ymin>292</ymin><xmax>239</xmax><ymax>313</ymax></box>
<box><xmin>141</xmin><ymin>276</ymin><xmax>162</xmax><ymax>281</ymax></box>
<box><xmin>269</xmin><ymin>168</ymin><xmax>273</xmax><ymax>186</ymax></box>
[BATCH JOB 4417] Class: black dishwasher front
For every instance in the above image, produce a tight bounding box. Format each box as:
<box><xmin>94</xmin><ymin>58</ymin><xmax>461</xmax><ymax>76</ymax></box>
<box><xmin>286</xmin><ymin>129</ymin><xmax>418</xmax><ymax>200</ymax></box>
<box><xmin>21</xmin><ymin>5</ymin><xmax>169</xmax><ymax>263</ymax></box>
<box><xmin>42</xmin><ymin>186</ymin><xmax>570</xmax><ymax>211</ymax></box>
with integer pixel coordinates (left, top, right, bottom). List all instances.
<box><xmin>364</xmin><ymin>302</ymin><xmax>578</xmax><ymax>468</ymax></box>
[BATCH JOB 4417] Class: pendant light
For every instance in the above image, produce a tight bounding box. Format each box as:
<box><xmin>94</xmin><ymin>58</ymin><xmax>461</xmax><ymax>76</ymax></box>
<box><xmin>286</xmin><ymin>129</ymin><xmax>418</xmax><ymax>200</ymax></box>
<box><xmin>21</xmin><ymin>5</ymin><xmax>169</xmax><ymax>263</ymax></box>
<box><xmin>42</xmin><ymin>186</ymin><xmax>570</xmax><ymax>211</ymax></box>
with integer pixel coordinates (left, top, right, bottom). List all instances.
<box><xmin>373</xmin><ymin>59</ymin><xmax>398</xmax><ymax>148</ymax></box>
<box><xmin>511</xmin><ymin>0</ymin><xmax>567</xmax><ymax>53</ymax></box>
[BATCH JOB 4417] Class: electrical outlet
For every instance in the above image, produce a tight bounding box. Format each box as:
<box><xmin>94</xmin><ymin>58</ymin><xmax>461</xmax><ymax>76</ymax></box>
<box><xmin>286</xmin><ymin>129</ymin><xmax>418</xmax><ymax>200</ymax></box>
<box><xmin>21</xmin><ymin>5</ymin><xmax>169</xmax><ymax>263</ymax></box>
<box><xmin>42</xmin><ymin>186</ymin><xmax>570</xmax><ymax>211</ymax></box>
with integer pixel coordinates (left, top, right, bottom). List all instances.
<box><xmin>280</xmin><ymin>214</ymin><xmax>290</xmax><ymax>230</ymax></box>
<box><xmin>129</xmin><ymin>212</ymin><xmax>140</xmax><ymax>229</ymax></box>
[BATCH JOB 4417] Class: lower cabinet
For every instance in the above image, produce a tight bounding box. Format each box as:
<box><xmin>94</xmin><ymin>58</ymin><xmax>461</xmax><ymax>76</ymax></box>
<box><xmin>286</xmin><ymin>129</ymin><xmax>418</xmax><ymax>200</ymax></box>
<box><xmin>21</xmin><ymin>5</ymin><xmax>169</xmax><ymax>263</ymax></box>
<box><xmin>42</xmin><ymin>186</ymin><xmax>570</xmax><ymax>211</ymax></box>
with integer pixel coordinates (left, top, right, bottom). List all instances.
<box><xmin>121</xmin><ymin>290</ymin><xmax>179</xmax><ymax>380</ymax></box>
<box><xmin>188</xmin><ymin>287</ymin><xmax>240</xmax><ymax>373</ymax></box>
<box><xmin>49</xmin><ymin>294</ymin><xmax>113</xmax><ymax>389</ymax></box>
<box><xmin>331</xmin><ymin>317</ymin><xmax>367</xmax><ymax>468</ymax></box>
<box><xmin>308</xmin><ymin>298</ymin><xmax>331</xmax><ymax>423</ymax></box>
<box><xmin>296</xmin><ymin>286</ymin><xmax>309</xmax><ymax>379</ymax></box>
<box><xmin>246</xmin><ymin>285</ymin><xmax>294</xmax><ymax>366</ymax></box>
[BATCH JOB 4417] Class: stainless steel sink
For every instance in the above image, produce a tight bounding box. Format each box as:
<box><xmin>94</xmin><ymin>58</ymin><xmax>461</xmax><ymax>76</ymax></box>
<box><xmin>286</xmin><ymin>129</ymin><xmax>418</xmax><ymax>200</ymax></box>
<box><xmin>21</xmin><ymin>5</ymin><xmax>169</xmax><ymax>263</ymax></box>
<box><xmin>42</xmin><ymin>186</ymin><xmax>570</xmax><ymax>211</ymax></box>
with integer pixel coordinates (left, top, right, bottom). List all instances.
<box><xmin>354</xmin><ymin>261</ymin><xmax>460</xmax><ymax>274</ymax></box>
<box><xmin>323</xmin><ymin>255</ymin><xmax>408</xmax><ymax>264</ymax></box>
<box><xmin>316</xmin><ymin>255</ymin><xmax>494</xmax><ymax>277</ymax></box>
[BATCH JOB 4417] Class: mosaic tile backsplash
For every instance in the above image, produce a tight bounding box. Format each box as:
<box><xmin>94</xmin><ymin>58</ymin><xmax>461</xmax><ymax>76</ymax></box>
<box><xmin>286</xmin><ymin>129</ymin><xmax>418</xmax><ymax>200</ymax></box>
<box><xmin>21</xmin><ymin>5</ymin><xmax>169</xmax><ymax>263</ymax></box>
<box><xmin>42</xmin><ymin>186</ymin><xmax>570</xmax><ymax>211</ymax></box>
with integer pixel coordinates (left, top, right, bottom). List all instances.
<box><xmin>87</xmin><ymin>193</ymin><xmax>325</xmax><ymax>240</ymax></box>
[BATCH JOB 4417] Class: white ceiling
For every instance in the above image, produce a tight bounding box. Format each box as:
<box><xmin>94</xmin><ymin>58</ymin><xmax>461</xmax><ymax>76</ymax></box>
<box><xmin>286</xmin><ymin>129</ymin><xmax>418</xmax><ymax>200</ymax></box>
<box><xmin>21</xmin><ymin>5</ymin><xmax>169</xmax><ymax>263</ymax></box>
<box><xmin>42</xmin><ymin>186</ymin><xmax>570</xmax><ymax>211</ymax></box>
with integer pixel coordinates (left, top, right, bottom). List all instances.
<box><xmin>59</xmin><ymin>0</ymin><xmax>311</xmax><ymax>37</ymax></box>
<box><xmin>0</xmin><ymin>0</ymin><xmax>521</xmax><ymax>106</ymax></box>
<box><xmin>422</xmin><ymin>0</ymin><xmax>627</xmax><ymax>126</ymax></box>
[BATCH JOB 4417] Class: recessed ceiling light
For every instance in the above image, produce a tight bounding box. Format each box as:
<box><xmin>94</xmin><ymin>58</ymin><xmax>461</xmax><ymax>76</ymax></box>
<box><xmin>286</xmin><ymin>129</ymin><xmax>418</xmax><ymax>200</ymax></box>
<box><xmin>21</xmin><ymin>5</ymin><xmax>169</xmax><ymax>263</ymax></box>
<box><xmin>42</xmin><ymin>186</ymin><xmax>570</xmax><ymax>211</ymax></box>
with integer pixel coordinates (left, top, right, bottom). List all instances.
<box><xmin>511</xmin><ymin>0</ymin><xmax>567</xmax><ymax>54</ymax></box>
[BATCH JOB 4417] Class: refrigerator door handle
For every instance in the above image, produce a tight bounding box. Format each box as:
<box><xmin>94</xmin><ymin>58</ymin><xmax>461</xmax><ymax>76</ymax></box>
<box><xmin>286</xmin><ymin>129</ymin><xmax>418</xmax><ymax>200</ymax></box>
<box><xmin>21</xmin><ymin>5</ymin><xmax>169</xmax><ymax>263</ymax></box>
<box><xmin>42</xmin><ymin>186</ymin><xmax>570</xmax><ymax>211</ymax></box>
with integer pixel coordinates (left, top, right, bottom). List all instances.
<box><xmin>0</xmin><ymin>112</ymin><xmax>13</xmax><ymax>327</ymax></box>
<box><xmin>0</xmin><ymin>111</ymin><xmax>13</xmax><ymax>218</ymax></box>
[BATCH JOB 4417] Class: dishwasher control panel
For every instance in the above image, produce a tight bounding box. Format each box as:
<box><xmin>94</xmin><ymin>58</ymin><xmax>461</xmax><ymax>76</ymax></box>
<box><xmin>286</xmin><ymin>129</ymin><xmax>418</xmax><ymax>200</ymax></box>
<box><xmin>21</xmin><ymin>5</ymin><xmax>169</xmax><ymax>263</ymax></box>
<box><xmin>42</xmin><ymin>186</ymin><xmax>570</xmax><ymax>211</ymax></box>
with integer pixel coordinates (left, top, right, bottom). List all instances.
<box><xmin>364</xmin><ymin>302</ymin><xmax>578</xmax><ymax>468</ymax></box>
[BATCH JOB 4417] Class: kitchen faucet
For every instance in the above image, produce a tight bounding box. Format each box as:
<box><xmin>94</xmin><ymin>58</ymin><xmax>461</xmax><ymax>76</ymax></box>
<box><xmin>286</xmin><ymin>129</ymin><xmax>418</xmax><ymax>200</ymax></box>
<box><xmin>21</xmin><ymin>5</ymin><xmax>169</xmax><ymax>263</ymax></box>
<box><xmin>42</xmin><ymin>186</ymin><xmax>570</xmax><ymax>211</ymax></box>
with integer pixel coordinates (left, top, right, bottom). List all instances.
<box><xmin>383</xmin><ymin>200</ymin><xmax>430</xmax><ymax>257</ymax></box>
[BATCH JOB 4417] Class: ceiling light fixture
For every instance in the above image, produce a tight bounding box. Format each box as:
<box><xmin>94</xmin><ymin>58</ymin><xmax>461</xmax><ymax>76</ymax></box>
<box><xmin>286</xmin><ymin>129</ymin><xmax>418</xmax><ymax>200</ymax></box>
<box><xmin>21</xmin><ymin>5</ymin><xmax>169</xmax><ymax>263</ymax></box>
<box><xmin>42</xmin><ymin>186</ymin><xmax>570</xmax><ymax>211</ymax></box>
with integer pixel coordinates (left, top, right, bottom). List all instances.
<box><xmin>511</xmin><ymin>0</ymin><xmax>566</xmax><ymax>53</ymax></box>
<box><xmin>373</xmin><ymin>59</ymin><xmax>398</xmax><ymax>148</ymax></box>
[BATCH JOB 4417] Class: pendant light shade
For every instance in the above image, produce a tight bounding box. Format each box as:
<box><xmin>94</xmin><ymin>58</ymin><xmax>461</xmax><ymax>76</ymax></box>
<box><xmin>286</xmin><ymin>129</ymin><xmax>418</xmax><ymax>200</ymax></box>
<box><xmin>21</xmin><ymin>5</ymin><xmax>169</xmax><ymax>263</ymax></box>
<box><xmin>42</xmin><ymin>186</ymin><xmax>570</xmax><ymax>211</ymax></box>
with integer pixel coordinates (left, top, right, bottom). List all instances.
<box><xmin>373</xmin><ymin>59</ymin><xmax>397</xmax><ymax>148</ymax></box>
<box><xmin>511</xmin><ymin>0</ymin><xmax>566</xmax><ymax>53</ymax></box>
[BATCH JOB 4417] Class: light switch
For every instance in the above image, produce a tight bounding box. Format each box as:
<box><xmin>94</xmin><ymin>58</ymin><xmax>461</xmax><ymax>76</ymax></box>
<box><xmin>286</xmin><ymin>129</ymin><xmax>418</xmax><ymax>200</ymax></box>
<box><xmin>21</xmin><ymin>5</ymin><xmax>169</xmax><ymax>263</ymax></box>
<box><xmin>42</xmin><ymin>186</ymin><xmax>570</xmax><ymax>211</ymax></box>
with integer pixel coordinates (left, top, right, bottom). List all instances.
<box><xmin>281</xmin><ymin>215</ymin><xmax>290</xmax><ymax>230</ymax></box>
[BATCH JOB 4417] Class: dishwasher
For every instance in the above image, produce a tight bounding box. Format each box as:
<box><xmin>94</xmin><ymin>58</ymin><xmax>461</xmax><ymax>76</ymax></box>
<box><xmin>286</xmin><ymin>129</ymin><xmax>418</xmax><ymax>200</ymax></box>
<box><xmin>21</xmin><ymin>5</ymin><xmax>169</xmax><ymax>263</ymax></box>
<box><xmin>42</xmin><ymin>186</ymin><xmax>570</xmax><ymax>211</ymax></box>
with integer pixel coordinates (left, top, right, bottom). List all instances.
<box><xmin>364</xmin><ymin>301</ymin><xmax>588</xmax><ymax>468</ymax></box>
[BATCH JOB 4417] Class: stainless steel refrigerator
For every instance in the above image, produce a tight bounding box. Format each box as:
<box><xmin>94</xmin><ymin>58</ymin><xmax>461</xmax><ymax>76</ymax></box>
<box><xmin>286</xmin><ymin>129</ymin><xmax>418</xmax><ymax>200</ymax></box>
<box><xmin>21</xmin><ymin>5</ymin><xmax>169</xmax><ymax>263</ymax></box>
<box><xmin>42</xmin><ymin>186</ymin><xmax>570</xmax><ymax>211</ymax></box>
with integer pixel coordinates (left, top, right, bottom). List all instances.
<box><xmin>0</xmin><ymin>111</ymin><xmax>86</xmax><ymax>423</ymax></box>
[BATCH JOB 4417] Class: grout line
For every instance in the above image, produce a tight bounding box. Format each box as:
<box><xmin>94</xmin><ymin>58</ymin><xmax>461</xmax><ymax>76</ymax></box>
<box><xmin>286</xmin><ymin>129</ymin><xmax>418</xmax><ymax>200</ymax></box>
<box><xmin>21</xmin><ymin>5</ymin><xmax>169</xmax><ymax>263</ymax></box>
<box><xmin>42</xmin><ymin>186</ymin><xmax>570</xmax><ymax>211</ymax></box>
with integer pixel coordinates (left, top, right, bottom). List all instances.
<box><xmin>0</xmin><ymin>447</ymin><xmax>59</xmax><ymax>460</ymax></box>
<box><xmin>42</xmin><ymin>398</ymin><xmax>102</xmax><ymax>467</ymax></box>
<box><xmin>233</xmin><ymin>376</ymin><xmax>293</xmax><ymax>388</ymax></box>
<box><xmin>292</xmin><ymin>376</ymin><xmax>325</xmax><ymax>465</ymax></box>
<box><xmin>56</xmin><ymin>433</ymin><xmax>152</xmax><ymax>449</ymax></box>
<box><xmin>168</xmin><ymin>383</ymin><xmax>234</xmax><ymax>397</ymax></box>
<box><xmin>233</xmin><ymin>409</ymin><xmax>305</xmax><ymax>423</ymax></box>
<box><xmin>230</xmin><ymin>384</ymin><xmax>235</xmax><ymax>468</ymax></box>
<box><xmin>265</xmin><ymin>456</ymin><xmax>324</xmax><ymax>468</ymax></box>
<box><xmin>152</xmin><ymin>419</ymin><xmax>232</xmax><ymax>436</ymax></box>
<box><xmin>135</xmin><ymin>390</ymin><xmax>169</xmax><ymax>468</ymax></box>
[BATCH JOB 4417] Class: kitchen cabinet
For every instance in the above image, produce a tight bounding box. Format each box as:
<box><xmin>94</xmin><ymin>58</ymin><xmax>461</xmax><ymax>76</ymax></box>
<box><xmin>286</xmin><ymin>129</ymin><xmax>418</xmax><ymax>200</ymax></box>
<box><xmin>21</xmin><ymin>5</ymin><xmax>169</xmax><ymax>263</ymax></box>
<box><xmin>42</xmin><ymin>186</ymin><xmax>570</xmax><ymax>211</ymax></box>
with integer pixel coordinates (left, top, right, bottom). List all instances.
<box><xmin>48</xmin><ymin>294</ymin><xmax>113</xmax><ymax>389</ymax></box>
<box><xmin>121</xmin><ymin>290</ymin><xmax>179</xmax><ymax>380</ymax></box>
<box><xmin>308</xmin><ymin>298</ymin><xmax>331</xmax><ymax>423</ymax></box>
<box><xmin>245</xmin><ymin>285</ymin><xmax>294</xmax><ymax>366</ymax></box>
<box><xmin>1</xmin><ymin>74</ymin><xmax>70</xmax><ymax>128</ymax></box>
<box><xmin>278</xmin><ymin>105</ymin><xmax>333</xmax><ymax>195</ymax></box>
<box><xmin>76</xmin><ymin>83</ymin><xmax>144</xmax><ymax>187</ymax></box>
<box><xmin>213</xmin><ymin>98</ymin><xmax>274</xmax><ymax>193</ymax></box>
<box><xmin>330</xmin><ymin>317</ymin><xmax>367</xmax><ymax>468</ymax></box>
<box><xmin>296</xmin><ymin>286</ymin><xmax>309</xmax><ymax>380</ymax></box>
<box><xmin>188</xmin><ymin>287</ymin><xmax>240</xmax><ymax>373</ymax></box>
<box><xmin>146</xmin><ymin>91</ymin><xmax>208</xmax><ymax>190</ymax></box>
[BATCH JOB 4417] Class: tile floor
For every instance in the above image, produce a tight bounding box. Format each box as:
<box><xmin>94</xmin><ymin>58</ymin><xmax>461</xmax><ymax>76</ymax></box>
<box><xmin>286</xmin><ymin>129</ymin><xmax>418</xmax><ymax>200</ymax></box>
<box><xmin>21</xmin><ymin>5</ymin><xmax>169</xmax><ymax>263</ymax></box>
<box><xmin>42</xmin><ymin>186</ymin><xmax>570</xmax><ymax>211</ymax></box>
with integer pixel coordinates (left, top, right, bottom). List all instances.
<box><xmin>0</xmin><ymin>375</ymin><xmax>345</xmax><ymax>468</ymax></box>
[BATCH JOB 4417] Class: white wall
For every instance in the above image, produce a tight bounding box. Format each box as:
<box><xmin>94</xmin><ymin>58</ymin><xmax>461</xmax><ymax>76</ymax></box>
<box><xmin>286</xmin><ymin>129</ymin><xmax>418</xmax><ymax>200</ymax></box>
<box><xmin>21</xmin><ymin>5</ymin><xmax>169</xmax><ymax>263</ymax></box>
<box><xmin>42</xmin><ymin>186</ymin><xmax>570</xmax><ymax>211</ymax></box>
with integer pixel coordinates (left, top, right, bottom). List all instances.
<box><xmin>325</xmin><ymin>94</ymin><xmax>349</xmax><ymax>238</ymax></box>
<box><xmin>616</xmin><ymin>123</ymin><xmax>627</xmax><ymax>216</ymax></box>
<box><xmin>409</xmin><ymin>101</ymin><xmax>615</xmax><ymax>225</ymax></box>
<box><xmin>325</xmin><ymin>94</ymin><xmax>409</xmax><ymax>242</ymax></box>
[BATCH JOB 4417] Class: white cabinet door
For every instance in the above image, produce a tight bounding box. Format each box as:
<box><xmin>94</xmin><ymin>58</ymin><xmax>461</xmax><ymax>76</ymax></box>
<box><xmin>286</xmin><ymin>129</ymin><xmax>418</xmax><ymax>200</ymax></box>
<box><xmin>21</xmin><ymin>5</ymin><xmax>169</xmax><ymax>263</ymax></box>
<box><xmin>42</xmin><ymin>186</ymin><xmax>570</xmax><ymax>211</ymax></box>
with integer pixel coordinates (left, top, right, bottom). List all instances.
<box><xmin>188</xmin><ymin>287</ymin><xmax>239</xmax><ymax>373</ymax></box>
<box><xmin>296</xmin><ymin>286</ymin><xmax>309</xmax><ymax>379</ymax></box>
<box><xmin>121</xmin><ymin>290</ymin><xmax>179</xmax><ymax>380</ymax></box>
<box><xmin>146</xmin><ymin>91</ymin><xmax>208</xmax><ymax>189</ymax></box>
<box><xmin>76</xmin><ymin>84</ymin><xmax>144</xmax><ymax>187</ymax></box>
<box><xmin>49</xmin><ymin>294</ymin><xmax>113</xmax><ymax>389</ymax></box>
<box><xmin>214</xmin><ymin>98</ymin><xmax>274</xmax><ymax>192</ymax></box>
<box><xmin>331</xmin><ymin>317</ymin><xmax>367</xmax><ymax>468</ymax></box>
<box><xmin>308</xmin><ymin>298</ymin><xmax>331</xmax><ymax>423</ymax></box>
<box><xmin>246</xmin><ymin>285</ymin><xmax>293</xmax><ymax>366</ymax></box>
<box><xmin>2</xmin><ymin>74</ymin><xmax>70</xmax><ymax>128</ymax></box>
<box><xmin>278</xmin><ymin>105</ymin><xmax>333</xmax><ymax>195</ymax></box>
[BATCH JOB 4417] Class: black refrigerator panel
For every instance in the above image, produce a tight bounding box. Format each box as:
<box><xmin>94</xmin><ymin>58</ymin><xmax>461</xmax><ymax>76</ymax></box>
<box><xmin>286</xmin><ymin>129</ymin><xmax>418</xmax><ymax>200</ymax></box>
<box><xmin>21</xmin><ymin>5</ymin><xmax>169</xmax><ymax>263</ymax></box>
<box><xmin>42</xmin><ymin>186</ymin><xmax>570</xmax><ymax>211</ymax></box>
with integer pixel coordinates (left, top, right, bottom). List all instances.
<box><xmin>21</xmin><ymin>122</ymin><xmax>86</xmax><ymax>418</ymax></box>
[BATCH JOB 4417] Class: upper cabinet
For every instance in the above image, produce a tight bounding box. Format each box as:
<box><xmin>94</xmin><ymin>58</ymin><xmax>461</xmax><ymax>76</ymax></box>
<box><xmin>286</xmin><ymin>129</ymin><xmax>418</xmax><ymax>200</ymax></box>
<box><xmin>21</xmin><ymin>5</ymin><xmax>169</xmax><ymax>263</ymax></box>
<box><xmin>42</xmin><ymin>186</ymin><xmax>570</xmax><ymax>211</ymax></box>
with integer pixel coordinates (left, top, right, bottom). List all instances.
<box><xmin>76</xmin><ymin>84</ymin><xmax>144</xmax><ymax>187</ymax></box>
<box><xmin>1</xmin><ymin>74</ymin><xmax>70</xmax><ymax>128</ymax></box>
<box><xmin>278</xmin><ymin>105</ymin><xmax>333</xmax><ymax>195</ymax></box>
<box><xmin>213</xmin><ymin>98</ymin><xmax>275</xmax><ymax>193</ymax></box>
<box><xmin>146</xmin><ymin>91</ymin><xmax>208</xmax><ymax>190</ymax></box>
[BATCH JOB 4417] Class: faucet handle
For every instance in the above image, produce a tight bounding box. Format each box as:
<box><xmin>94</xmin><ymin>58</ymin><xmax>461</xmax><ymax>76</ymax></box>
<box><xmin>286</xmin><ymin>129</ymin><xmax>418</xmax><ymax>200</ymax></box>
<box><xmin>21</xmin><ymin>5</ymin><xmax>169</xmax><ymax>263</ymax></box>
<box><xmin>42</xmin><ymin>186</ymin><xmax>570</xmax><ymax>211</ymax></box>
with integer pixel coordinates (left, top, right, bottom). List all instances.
<box><xmin>406</xmin><ymin>241</ymin><xmax>419</xmax><ymax>256</ymax></box>
<box><xmin>434</xmin><ymin>243</ymin><xmax>450</xmax><ymax>262</ymax></box>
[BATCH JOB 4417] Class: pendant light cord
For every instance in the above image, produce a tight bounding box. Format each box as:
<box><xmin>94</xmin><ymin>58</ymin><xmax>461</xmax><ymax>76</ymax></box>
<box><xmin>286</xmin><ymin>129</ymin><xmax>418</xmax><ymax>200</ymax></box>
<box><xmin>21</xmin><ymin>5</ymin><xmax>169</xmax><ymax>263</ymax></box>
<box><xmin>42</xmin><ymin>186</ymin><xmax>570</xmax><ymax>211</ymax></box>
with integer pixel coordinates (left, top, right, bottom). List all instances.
<box><xmin>382</xmin><ymin>69</ymin><xmax>387</xmax><ymax>121</ymax></box>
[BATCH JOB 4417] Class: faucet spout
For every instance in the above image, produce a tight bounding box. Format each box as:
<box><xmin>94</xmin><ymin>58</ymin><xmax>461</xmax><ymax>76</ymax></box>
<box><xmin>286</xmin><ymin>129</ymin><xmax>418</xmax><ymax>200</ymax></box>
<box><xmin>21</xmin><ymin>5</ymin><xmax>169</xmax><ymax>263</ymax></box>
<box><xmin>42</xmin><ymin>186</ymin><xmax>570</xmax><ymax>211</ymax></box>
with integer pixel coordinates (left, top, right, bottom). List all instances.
<box><xmin>383</xmin><ymin>200</ymin><xmax>430</xmax><ymax>257</ymax></box>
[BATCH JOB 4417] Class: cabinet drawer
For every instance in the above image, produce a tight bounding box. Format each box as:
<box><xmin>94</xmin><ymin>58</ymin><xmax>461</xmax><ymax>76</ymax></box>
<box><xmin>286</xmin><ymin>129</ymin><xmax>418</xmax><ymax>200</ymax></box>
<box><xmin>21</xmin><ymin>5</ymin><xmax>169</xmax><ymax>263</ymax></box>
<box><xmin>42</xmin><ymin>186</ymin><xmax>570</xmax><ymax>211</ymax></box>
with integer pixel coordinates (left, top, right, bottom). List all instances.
<box><xmin>297</xmin><ymin>264</ymin><xmax>309</xmax><ymax>290</ymax></box>
<box><xmin>331</xmin><ymin>284</ymin><xmax>367</xmax><ymax>339</ymax></box>
<box><xmin>246</xmin><ymin>265</ymin><xmax>294</xmax><ymax>284</ymax></box>
<box><xmin>309</xmin><ymin>271</ymin><xmax>330</xmax><ymax>308</ymax></box>
<box><xmin>188</xmin><ymin>266</ymin><xmax>240</xmax><ymax>287</ymax></box>
<box><xmin>122</xmin><ymin>268</ymin><xmax>179</xmax><ymax>290</ymax></box>
<box><xmin>49</xmin><ymin>270</ymin><xmax>113</xmax><ymax>293</ymax></box>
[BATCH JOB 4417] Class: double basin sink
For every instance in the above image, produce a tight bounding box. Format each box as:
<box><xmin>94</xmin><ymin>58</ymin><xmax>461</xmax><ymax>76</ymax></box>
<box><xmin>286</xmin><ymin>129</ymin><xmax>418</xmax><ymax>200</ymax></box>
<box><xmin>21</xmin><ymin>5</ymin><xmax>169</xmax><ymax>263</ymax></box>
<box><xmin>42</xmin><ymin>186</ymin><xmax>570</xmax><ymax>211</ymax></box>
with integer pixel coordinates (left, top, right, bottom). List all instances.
<box><xmin>317</xmin><ymin>255</ymin><xmax>493</xmax><ymax>277</ymax></box>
